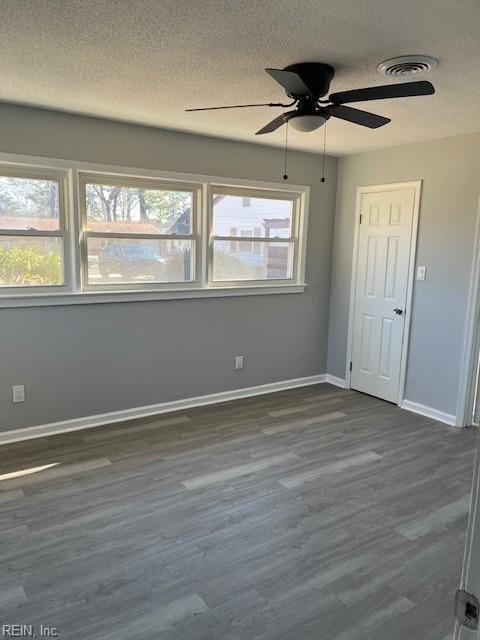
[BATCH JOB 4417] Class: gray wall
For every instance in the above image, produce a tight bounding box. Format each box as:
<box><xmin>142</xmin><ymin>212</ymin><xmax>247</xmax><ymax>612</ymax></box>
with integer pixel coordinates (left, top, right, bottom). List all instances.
<box><xmin>0</xmin><ymin>104</ymin><xmax>337</xmax><ymax>432</ymax></box>
<box><xmin>328</xmin><ymin>132</ymin><xmax>480</xmax><ymax>416</ymax></box>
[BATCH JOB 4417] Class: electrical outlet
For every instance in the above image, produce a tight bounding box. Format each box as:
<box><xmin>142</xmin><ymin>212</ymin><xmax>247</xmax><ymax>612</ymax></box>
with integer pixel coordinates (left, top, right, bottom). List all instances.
<box><xmin>234</xmin><ymin>355</ymin><xmax>245</xmax><ymax>370</ymax></box>
<box><xmin>12</xmin><ymin>385</ymin><xmax>25</xmax><ymax>403</ymax></box>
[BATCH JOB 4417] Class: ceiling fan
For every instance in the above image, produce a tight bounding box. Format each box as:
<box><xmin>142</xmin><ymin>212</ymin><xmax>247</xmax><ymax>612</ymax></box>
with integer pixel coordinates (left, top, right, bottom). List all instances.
<box><xmin>186</xmin><ymin>62</ymin><xmax>435</xmax><ymax>134</ymax></box>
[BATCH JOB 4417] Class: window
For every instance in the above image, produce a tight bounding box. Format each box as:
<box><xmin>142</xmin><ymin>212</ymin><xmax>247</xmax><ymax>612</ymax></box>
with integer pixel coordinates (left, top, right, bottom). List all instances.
<box><xmin>0</xmin><ymin>168</ymin><xmax>68</xmax><ymax>289</ymax></box>
<box><xmin>80</xmin><ymin>175</ymin><xmax>198</xmax><ymax>289</ymax></box>
<box><xmin>210</xmin><ymin>188</ymin><xmax>300</xmax><ymax>284</ymax></box>
<box><xmin>0</xmin><ymin>156</ymin><xmax>308</xmax><ymax>304</ymax></box>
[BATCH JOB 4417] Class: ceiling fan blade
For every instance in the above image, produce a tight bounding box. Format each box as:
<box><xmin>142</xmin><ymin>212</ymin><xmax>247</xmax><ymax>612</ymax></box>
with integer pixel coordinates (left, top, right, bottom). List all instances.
<box><xmin>329</xmin><ymin>80</ymin><xmax>435</xmax><ymax>104</ymax></box>
<box><xmin>255</xmin><ymin>111</ymin><xmax>295</xmax><ymax>135</ymax></box>
<box><xmin>266</xmin><ymin>68</ymin><xmax>313</xmax><ymax>97</ymax></box>
<box><xmin>328</xmin><ymin>105</ymin><xmax>391</xmax><ymax>128</ymax></box>
<box><xmin>185</xmin><ymin>102</ymin><xmax>288</xmax><ymax>112</ymax></box>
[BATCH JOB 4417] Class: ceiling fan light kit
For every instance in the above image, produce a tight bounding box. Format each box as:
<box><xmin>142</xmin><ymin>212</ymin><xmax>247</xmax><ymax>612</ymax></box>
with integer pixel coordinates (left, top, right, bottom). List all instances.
<box><xmin>289</xmin><ymin>114</ymin><xmax>327</xmax><ymax>132</ymax></box>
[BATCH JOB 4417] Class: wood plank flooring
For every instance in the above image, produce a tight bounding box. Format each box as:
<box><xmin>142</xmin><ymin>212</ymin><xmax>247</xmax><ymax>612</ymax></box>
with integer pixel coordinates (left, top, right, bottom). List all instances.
<box><xmin>0</xmin><ymin>384</ymin><xmax>476</xmax><ymax>639</ymax></box>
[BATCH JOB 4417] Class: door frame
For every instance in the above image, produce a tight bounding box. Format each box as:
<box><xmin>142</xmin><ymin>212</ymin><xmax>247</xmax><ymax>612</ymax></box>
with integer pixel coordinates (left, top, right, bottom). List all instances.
<box><xmin>454</xmin><ymin>433</ymin><xmax>480</xmax><ymax>639</ymax></box>
<box><xmin>345</xmin><ymin>180</ymin><xmax>422</xmax><ymax>406</ymax></box>
<box><xmin>456</xmin><ymin>198</ymin><xmax>480</xmax><ymax>427</ymax></box>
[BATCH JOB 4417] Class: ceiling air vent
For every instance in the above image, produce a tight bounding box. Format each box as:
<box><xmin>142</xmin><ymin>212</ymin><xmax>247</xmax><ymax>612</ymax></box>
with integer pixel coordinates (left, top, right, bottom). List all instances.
<box><xmin>377</xmin><ymin>55</ymin><xmax>438</xmax><ymax>77</ymax></box>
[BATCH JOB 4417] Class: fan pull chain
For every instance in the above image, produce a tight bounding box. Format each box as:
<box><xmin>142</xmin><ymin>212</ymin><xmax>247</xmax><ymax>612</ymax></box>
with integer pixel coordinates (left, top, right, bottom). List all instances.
<box><xmin>283</xmin><ymin>121</ymin><xmax>289</xmax><ymax>180</ymax></box>
<box><xmin>321</xmin><ymin>121</ymin><xmax>327</xmax><ymax>183</ymax></box>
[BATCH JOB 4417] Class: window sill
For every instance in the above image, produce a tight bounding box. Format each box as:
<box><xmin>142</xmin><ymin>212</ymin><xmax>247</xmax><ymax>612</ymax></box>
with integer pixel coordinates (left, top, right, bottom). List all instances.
<box><xmin>0</xmin><ymin>283</ymin><xmax>307</xmax><ymax>308</ymax></box>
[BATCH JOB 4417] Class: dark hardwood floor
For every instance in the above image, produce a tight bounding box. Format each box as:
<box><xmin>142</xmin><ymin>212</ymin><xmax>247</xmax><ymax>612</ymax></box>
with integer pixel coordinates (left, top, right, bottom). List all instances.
<box><xmin>0</xmin><ymin>384</ymin><xmax>476</xmax><ymax>639</ymax></box>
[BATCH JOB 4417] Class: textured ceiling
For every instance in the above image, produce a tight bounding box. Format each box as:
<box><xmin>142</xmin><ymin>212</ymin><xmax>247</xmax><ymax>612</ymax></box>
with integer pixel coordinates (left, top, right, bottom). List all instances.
<box><xmin>0</xmin><ymin>0</ymin><xmax>479</xmax><ymax>155</ymax></box>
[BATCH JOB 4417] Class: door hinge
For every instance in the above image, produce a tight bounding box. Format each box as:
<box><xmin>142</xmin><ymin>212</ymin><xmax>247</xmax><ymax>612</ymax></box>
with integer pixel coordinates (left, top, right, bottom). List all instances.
<box><xmin>455</xmin><ymin>589</ymin><xmax>479</xmax><ymax>630</ymax></box>
<box><xmin>359</xmin><ymin>214</ymin><xmax>363</xmax><ymax>224</ymax></box>
<box><xmin>349</xmin><ymin>362</ymin><xmax>353</xmax><ymax>372</ymax></box>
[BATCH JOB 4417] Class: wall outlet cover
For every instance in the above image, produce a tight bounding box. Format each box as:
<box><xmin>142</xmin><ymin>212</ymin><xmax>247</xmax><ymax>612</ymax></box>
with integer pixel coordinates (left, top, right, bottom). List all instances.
<box><xmin>234</xmin><ymin>355</ymin><xmax>245</xmax><ymax>370</ymax></box>
<box><xmin>12</xmin><ymin>385</ymin><xmax>25</xmax><ymax>403</ymax></box>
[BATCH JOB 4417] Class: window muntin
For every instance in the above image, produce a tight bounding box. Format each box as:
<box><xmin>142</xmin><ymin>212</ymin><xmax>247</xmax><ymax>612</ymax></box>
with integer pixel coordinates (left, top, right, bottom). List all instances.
<box><xmin>80</xmin><ymin>175</ymin><xmax>198</xmax><ymax>289</ymax></box>
<box><xmin>0</xmin><ymin>170</ymin><xmax>67</xmax><ymax>289</ymax></box>
<box><xmin>210</xmin><ymin>189</ymin><xmax>299</xmax><ymax>284</ymax></box>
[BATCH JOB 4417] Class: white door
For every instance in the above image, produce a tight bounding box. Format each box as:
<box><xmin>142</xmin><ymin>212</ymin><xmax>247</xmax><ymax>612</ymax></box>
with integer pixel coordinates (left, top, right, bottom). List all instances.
<box><xmin>350</xmin><ymin>185</ymin><xmax>417</xmax><ymax>403</ymax></box>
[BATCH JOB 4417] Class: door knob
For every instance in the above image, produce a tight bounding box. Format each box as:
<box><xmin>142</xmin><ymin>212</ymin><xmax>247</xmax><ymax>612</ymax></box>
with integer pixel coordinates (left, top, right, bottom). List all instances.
<box><xmin>393</xmin><ymin>308</ymin><xmax>404</xmax><ymax>315</ymax></box>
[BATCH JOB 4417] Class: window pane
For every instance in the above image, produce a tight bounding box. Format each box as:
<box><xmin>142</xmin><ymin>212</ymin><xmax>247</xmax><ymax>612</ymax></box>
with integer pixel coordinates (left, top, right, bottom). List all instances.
<box><xmin>212</xmin><ymin>240</ymin><xmax>293</xmax><ymax>281</ymax></box>
<box><xmin>0</xmin><ymin>236</ymin><xmax>64</xmax><ymax>286</ymax></box>
<box><xmin>212</xmin><ymin>194</ymin><xmax>293</xmax><ymax>238</ymax></box>
<box><xmin>87</xmin><ymin>237</ymin><xmax>194</xmax><ymax>285</ymax></box>
<box><xmin>85</xmin><ymin>183</ymin><xmax>193</xmax><ymax>234</ymax></box>
<box><xmin>0</xmin><ymin>176</ymin><xmax>60</xmax><ymax>230</ymax></box>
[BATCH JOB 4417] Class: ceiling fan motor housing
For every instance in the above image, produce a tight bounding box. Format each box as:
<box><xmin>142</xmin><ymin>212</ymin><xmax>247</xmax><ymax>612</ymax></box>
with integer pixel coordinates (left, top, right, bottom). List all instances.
<box><xmin>284</xmin><ymin>62</ymin><xmax>335</xmax><ymax>97</ymax></box>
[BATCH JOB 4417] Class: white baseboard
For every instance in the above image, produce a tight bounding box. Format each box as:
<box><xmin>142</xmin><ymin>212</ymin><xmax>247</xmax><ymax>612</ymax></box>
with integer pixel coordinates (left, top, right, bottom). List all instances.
<box><xmin>400</xmin><ymin>399</ymin><xmax>457</xmax><ymax>427</ymax></box>
<box><xmin>325</xmin><ymin>374</ymin><xmax>346</xmax><ymax>388</ymax></box>
<box><xmin>0</xmin><ymin>374</ymin><xmax>327</xmax><ymax>446</ymax></box>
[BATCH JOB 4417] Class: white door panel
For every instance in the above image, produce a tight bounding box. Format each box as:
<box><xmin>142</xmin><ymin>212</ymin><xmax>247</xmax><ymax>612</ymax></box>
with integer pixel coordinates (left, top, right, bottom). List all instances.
<box><xmin>351</xmin><ymin>188</ymin><xmax>416</xmax><ymax>403</ymax></box>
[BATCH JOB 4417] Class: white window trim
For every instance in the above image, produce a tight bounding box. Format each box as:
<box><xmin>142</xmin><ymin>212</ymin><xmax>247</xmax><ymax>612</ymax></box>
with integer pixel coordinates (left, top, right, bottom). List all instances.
<box><xmin>77</xmin><ymin>171</ymin><xmax>202</xmax><ymax>292</ymax></box>
<box><xmin>208</xmin><ymin>184</ymin><xmax>308</xmax><ymax>288</ymax></box>
<box><xmin>0</xmin><ymin>164</ymin><xmax>72</xmax><ymax>295</ymax></box>
<box><xmin>0</xmin><ymin>152</ymin><xmax>309</xmax><ymax>307</ymax></box>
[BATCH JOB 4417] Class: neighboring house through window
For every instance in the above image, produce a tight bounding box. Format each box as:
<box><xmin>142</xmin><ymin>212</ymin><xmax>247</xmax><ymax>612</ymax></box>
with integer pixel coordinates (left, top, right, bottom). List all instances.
<box><xmin>210</xmin><ymin>189</ymin><xmax>300</xmax><ymax>283</ymax></box>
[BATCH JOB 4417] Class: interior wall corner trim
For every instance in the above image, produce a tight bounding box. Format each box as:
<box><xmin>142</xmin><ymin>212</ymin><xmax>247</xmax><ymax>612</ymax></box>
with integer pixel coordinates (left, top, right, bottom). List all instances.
<box><xmin>325</xmin><ymin>374</ymin><xmax>346</xmax><ymax>388</ymax></box>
